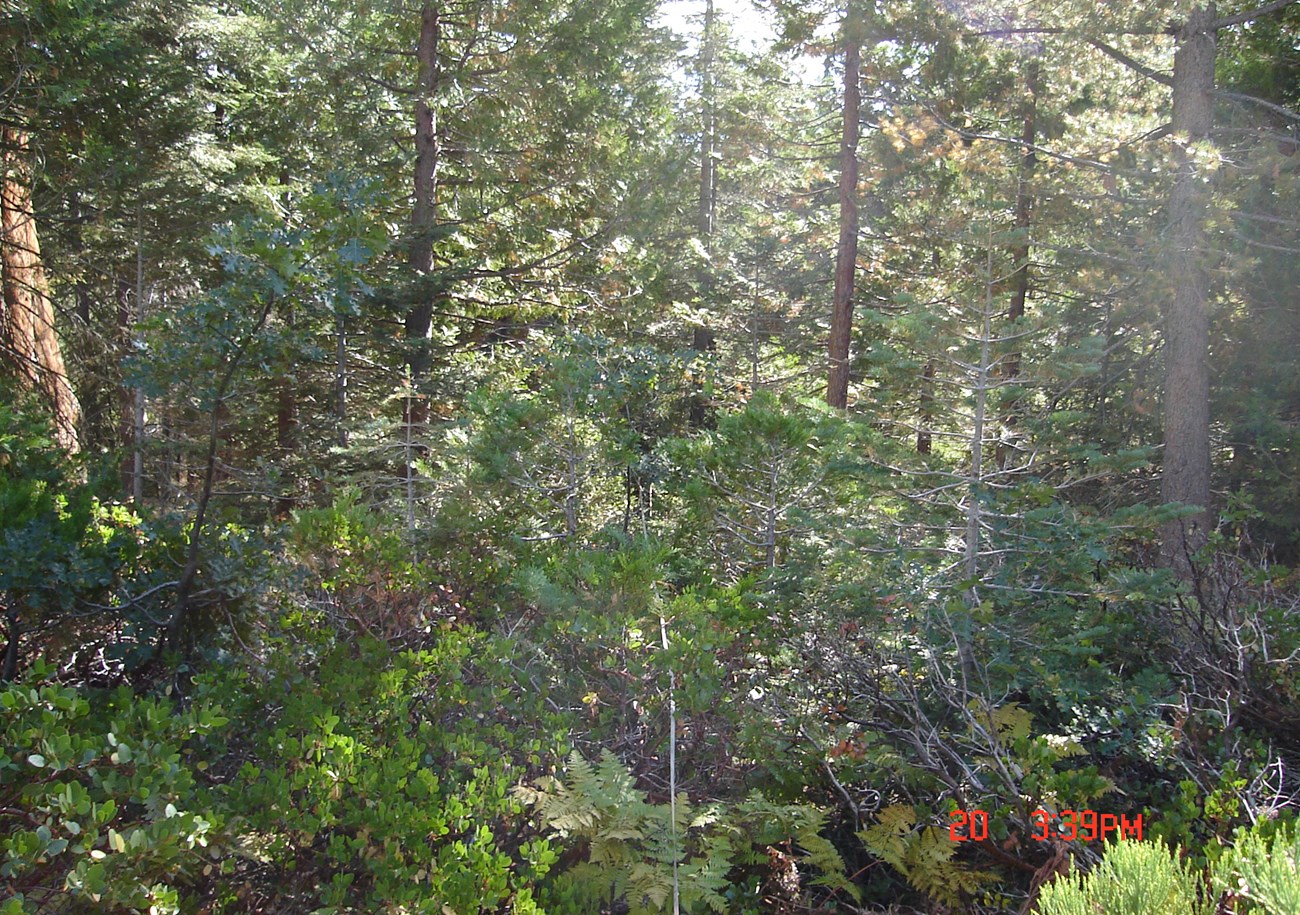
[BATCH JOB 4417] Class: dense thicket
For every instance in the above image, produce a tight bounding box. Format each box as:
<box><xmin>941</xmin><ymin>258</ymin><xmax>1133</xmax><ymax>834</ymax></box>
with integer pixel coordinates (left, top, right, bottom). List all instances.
<box><xmin>2</xmin><ymin>1</ymin><xmax>1299</xmax><ymax>913</ymax></box>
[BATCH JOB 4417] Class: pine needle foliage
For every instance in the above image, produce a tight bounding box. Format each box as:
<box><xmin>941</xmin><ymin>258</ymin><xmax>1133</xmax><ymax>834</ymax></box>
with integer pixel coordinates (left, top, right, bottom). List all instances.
<box><xmin>1214</xmin><ymin>823</ymin><xmax>1300</xmax><ymax>915</ymax></box>
<box><xmin>1033</xmin><ymin>838</ymin><xmax>1214</xmax><ymax>915</ymax></box>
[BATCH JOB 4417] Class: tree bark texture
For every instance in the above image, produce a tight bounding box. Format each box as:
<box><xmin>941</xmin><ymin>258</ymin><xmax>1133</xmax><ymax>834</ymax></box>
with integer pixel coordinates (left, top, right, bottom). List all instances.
<box><xmin>826</xmin><ymin>7</ymin><xmax>864</xmax><ymax>409</ymax></box>
<box><xmin>405</xmin><ymin>2</ymin><xmax>441</xmax><ymax>433</ymax></box>
<box><xmin>1</xmin><ymin>126</ymin><xmax>81</xmax><ymax>453</ymax></box>
<box><xmin>1162</xmin><ymin>5</ymin><xmax>1216</xmax><ymax>567</ymax></box>
<box><xmin>997</xmin><ymin>60</ymin><xmax>1039</xmax><ymax>470</ymax></box>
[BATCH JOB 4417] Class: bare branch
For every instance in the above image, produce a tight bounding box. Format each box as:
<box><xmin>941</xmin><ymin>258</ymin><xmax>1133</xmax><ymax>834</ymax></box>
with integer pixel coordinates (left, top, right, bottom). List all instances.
<box><xmin>1086</xmin><ymin>38</ymin><xmax>1173</xmax><ymax>86</ymax></box>
<box><xmin>1216</xmin><ymin>90</ymin><xmax>1300</xmax><ymax>123</ymax></box>
<box><xmin>1211</xmin><ymin>0</ymin><xmax>1298</xmax><ymax>31</ymax></box>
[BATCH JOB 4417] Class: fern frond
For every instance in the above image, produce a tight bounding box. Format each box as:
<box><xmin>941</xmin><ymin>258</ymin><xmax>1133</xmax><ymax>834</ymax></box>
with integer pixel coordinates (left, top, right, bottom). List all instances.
<box><xmin>628</xmin><ymin>860</ymin><xmax>674</xmax><ymax>914</ymax></box>
<box><xmin>798</xmin><ymin>825</ymin><xmax>862</xmax><ymax>901</ymax></box>
<box><xmin>861</xmin><ymin>806</ymin><xmax>992</xmax><ymax>907</ymax></box>
<box><xmin>860</xmin><ymin>803</ymin><xmax>916</xmax><ymax>873</ymax></box>
<box><xmin>988</xmin><ymin>701</ymin><xmax>1033</xmax><ymax>741</ymax></box>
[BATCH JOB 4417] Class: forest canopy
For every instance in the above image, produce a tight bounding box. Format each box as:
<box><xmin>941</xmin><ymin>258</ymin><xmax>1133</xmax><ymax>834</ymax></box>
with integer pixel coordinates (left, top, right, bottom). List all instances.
<box><xmin>2</xmin><ymin>0</ymin><xmax>1299</xmax><ymax>912</ymax></box>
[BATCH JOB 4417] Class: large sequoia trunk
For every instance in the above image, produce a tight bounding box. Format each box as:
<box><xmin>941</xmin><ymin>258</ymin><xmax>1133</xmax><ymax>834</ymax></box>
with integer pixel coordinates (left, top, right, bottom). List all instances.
<box><xmin>1161</xmin><ymin>5</ymin><xmax>1216</xmax><ymax>570</ymax></box>
<box><xmin>1</xmin><ymin>125</ymin><xmax>80</xmax><ymax>453</ymax></box>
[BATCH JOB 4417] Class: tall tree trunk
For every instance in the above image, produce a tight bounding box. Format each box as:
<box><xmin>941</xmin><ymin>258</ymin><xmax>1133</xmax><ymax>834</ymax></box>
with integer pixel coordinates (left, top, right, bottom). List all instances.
<box><xmin>826</xmin><ymin>5</ymin><xmax>864</xmax><ymax>409</ymax></box>
<box><xmin>997</xmin><ymin>59</ymin><xmax>1039</xmax><ymax>469</ymax></box>
<box><xmin>405</xmin><ymin>2</ymin><xmax>441</xmax><ymax>438</ymax></box>
<box><xmin>68</xmin><ymin>188</ymin><xmax>115</xmax><ymax>451</ymax></box>
<box><xmin>688</xmin><ymin>325</ymin><xmax>716</xmax><ymax>430</ymax></box>
<box><xmin>130</xmin><ymin>208</ymin><xmax>147</xmax><ymax>502</ymax></box>
<box><xmin>115</xmin><ymin>272</ymin><xmax>146</xmax><ymax>502</ymax></box>
<box><xmin>117</xmin><ymin>274</ymin><xmax>135</xmax><ymax>493</ymax></box>
<box><xmin>689</xmin><ymin>0</ymin><xmax>718</xmax><ymax>431</ymax></box>
<box><xmin>1004</xmin><ymin>59</ymin><xmax>1038</xmax><ymax>382</ymax></box>
<box><xmin>1162</xmin><ymin>5</ymin><xmax>1216</xmax><ymax>569</ymax></box>
<box><xmin>275</xmin><ymin>301</ymin><xmax>299</xmax><ymax>517</ymax></box>
<box><xmin>916</xmin><ymin>359</ymin><xmax>936</xmax><ymax>454</ymax></box>
<box><xmin>336</xmin><ymin>313</ymin><xmax>349</xmax><ymax>448</ymax></box>
<box><xmin>698</xmin><ymin>0</ymin><xmax>717</xmax><ymax>243</ymax></box>
<box><xmin>1</xmin><ymin>126</ymin><xmax>80</xmax><ymax>453</ymax></box>
<box><xmin>275</xmin><ymin>172</ymin><xmax>299</xmax><ymax>514</ymax></box>
<box><xmin>70</xmin><ymin>190</ymin><xmax>92</xmax><ymax>326</ymax></box>
<box><xmin>956</xmin><ymin>231</ymin><xmax>999</xmax><ymax>685</ymax></box>
<box><xmin>2</xmin><ymin>607</ymin><xmax>20</xmax><ymax>683</ymax></box>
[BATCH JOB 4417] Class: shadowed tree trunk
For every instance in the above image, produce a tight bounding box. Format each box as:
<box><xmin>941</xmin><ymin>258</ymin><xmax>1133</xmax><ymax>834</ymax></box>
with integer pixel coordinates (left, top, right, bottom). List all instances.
<box><xmin>997</xmin><ymin>59</ymin><xmax>1039</xmax><ymax>470</ymax></box>
<box><xmin>405</xmin><ymin>2</ymin><xmax>441</xmax><ymax>440</ymax></box>
<box><xmin>688</xmin><ymin>326</ymin><xmax>716</xmax><ymax>430</ymax></box>
<box><xmin>1161</xmin><ymin>4</ymin><xmax>1216</xmax><ymax>570</ymax></box>
<box><xmin>275</xmin><ymin>301</ymin><xmax>299</xmax><ymax>517</ymax></box>
<box><xmin>916</xmin><ymin>359</ymin><xmax>936</xmax><ymax>454</ymax></box>
<box><xmin>1</xmin><ymin>125</ymin><xmax>80</xmax><ymax>453</ymax></box>
<box><xmin>2</xmin><ymin>607</ymin><xmax>20</xmax><ymax>682</ymax></box>
<box><xmin>826</xmin><ymin>3</ymin><xmax>864</xmax><ymax>409</ymax></box>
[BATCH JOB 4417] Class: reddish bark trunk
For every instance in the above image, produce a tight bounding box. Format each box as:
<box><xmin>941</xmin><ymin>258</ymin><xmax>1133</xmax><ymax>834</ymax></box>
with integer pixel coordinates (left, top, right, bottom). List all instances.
<box><xmin>1</xmin><ymin>126</ymin><xmax>80</xmax><ymax>453</ymax></box>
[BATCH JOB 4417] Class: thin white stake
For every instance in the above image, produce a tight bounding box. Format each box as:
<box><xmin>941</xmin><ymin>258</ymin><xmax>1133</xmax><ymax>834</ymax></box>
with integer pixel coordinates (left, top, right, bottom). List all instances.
<box><xmin>659</xmin><ymin>614</ymin><xmax>680</xmax><ymax>915</ymax></box>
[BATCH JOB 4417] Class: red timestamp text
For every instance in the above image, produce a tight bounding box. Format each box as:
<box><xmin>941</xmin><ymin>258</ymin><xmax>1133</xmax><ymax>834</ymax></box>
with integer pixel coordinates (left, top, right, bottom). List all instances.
<box><xmin>948</xmin><ymin>809</ymin><xmax>1143</xmax><ymax>843</ymax></box>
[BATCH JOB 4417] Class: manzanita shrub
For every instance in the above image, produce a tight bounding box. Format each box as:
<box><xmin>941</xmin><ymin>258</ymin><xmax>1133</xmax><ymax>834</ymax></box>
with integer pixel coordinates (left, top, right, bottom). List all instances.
<box><xmin>203</xmin><ymin>631</ymin><xmax>568</xmax><ymax>913</ymax></box>
<box><xmin>1</xmin><ymin>664</ymin><xmax>226</xmax><ymax>914</ymax></box>
<box><xmin>2</xmin><ymin>636</ymin><xmax>572</xmax><ymax>913</ymax></box>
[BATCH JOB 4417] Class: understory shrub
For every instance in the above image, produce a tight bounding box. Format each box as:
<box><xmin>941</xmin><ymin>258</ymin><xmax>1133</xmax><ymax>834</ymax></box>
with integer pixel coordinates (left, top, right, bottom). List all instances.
<box><xmin>1214</xmin><ymin>822</ymin><xmax>1300</xmax><ymax>915</ymax></box>
<box><xmin>1035</xmin><ymin>824</ymin><xmax>1300</xmax><ymax>915</ymax></box>
<box><xmin>204</xmin><ymin>632</ymin><xmax>566</xmax><ymax>913</ymax></box>
<box><xmin>0</xmin><ymin>665</ymin><xmax>227</xmax><ymax>914</ymax></box>
<box><xmin>518</xmin><ymin>749</ymin><xmax>858</xmax><ymax>914</ymax></box>
<box><xmin>1033</xmin><ymin>838</ymin><xmax>1212</xmax><ymax>915</ymax></box>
